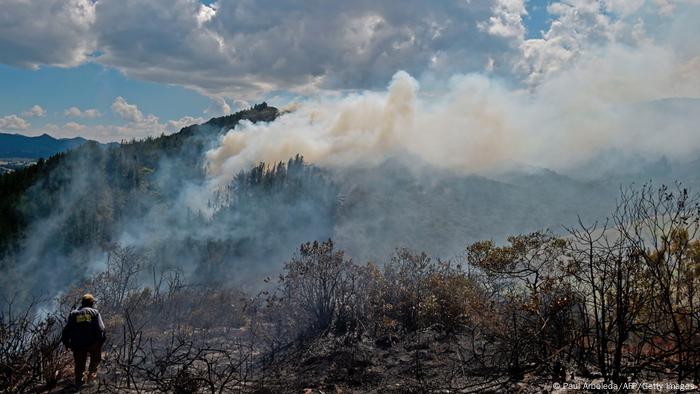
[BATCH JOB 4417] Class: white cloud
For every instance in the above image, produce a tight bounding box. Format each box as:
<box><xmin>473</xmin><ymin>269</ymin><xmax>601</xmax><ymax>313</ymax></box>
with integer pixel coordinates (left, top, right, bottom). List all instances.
<box><xmin>41</xmin><ymin>97</ymin><xmax>203</xmax><ymax>141</ymax></box>
<box><xmin>218</xmin><ymin>98</ymin><xmax>231</xmax><ymax>115</ymax></box>
<box><xmin>0</xmin><ymin>0</ymin><xmax>697</xmax><ymax>103</ymax></box>
<box><xmin>516</xmin><ymin>0</ymin><xmax>615</xmax><ymax>86</ymax></box>
<box><xmin>205</xmin><ymin>97</ymin><xmax>232</xmax><ymax>116</ymax></box>
<box><xmin>21</xmin><ymin>105</ymin><xmax>46</xmax><ymax>117</ymax></box>
<box><xmin>654</xmin><ymin>0</ymin><xmax>675</xmax><ymax>16</ymax></box>
<box><xmin>109</xmin><ymin>0</ymin><xmax>692</xmax><ymax>98</ymax></box>
<box><xmin>603</xmin><ymin>0</ymin><xmax>644</xmax><ymax>16</ymax></box>
<box><xmin>479</xmin><ymin>0</ymin><xmax>527</xmax><ymax>39</ymax></box>
<box><xmin>512</xmin><ymin>0</ymin><xmax>700</xmax><ymax>88</ymax></box>
<box><xmin>89</xmin><ymin>0</ymin><xmax>515</xmax><ymax>99</ymax></box>
<box><xmin>64</xmin><ymin>107</ymin><xmax>82</xmax><ymax>117</ymax></box>
<box><xmin>195</xmin><ymin>2</ymin><xmax>216</xmax><ymax>27</ymax></box>
<box><xmin>111</xmin><ymin>96</ymin><xmax>148</xmax><ymax>123</ymax></box>
<box><xmin>63</xmin><ymin>122</ymin><xmax>87</xmax><ymax>133</ymax></box>
<box><xmin>0</xmin><ymin>0</ymin><xmax>95</xmax><ymax>68</ymax></box>
<box><xmin>15</xmin><ymin>97</ymin><xmax>203</xmax><ymax>142</ymax></box>
<box><xmin>83</xmin><ymin>109</ymin><xmax>102</xmax><ymax>118</ymax></box>
<box><xmin>0</xmin><ymin>115</ymin><xmax>30</xmax><ymax>130</ymax></box>
<box><xmin>39</xmin><ymin>113</ymin><xmax>203</xmax><ymax>142</ymax></box>
<box><xmin>65</xmin><ymin>106</ymin><xmax>102</xmax><ymax>118</ymax></box>
<box><xmin>167</xmin><ymin>116</ymin><xmax>205</xmax><ymax>131</ymax></box>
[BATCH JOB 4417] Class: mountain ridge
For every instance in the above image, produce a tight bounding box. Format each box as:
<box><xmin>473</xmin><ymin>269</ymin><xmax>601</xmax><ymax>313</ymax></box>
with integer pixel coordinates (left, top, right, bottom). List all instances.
<box><xmin>0</xmin><ymin>132</ymin><xmax>92</xmax><ymax>159</ymax></box>
<box><xmin>0</xmin><ymin>102</ymin><xmax>279</xmax><ymax>160</ymax></box>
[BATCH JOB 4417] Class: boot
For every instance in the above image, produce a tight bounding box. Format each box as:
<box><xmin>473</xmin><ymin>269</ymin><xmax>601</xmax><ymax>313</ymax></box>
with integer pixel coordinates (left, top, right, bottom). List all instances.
<box><xmin>74</xmin><ymin>372</ymin><xmax>85</xmax><ymax>388</ymax></box>
<box><xmin>87</xmin><ymin>372</ymin><xmax>97</xmax><ymax>383</ymax></box>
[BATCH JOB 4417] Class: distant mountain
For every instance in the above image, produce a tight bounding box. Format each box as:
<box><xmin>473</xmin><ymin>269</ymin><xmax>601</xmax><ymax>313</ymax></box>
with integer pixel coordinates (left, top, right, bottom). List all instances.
<box><xmin>0</xmin><ymin>132</ymin><xmax>93</xmax><ymax>159</ymax></box>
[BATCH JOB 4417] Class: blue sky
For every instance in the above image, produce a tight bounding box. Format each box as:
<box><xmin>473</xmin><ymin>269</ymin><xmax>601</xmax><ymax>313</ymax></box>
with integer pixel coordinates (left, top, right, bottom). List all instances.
<box><xmin>0</xmin><ymin>63</ymin><xmax>211</xmax><ymax>125</ymax></box>
<box><xmin>523</xmin><ymin>0</ymin><xmax>552</xmax><ymax>39</ymax></box>
<box><xmin>0</xmin><ymin>0</ymin><xmax>696</xmax><ymax>142</ymax></box>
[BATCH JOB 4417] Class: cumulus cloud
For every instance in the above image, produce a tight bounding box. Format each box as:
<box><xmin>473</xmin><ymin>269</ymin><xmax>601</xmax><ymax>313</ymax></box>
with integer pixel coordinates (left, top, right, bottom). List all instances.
<box><xmin>64</xmin><ymin>106</ymin><xmax>101</xmax><ymax>118</ymax></box>
<box><xmin>0</xmin><ymin>115</ymin><xmax>30</xmax><ymax>130</ymax></box>
<box><xmin>111</xmin><ymin>96</ymin><xmax>149</xmax><ymax>123</ymax></box>
<box><xmin>512</xmin><ymin>0</ymin><xmax>700</xmax><ymax>87</ymax></box>
<box><xmin>17</xmin><ymin>97</ymin><xmax>206</xmax><ymax>142</ymax></box>
<box><xmin>64</xmin><ymin>107</ymin><xmax>82</xmax><ymax>117</ymax></box>
<box><xmin>0</xmin><ymin>0</ymin><xmax>95</xmax><ymax>69</ymax></box>
<box><xmin>603</xmin><ymin>0</ymin><xmax>645</xmax><ymax>16</ymax></box>
<box><xmin>516</xmin><ymin>0</ymin><xmax>615</xmax><ymax>86</ymax></box>
<box><xmin>479</xmin><ymin>0</ymin><xmax>527</xmax><ymax>39</ymax></box>
<box><xmin>205</xmin><ymin>97</ymin><xmax>232</xmax><ymax>116</ymax></box>
<box><xmin>63</xmin><ymin>122</ymin><xmax>87</xmax><ymax>133</ymax></box>
<box><xmin>218</xmin><ymin>98</ymin><xmax>231</xmax><ymax>115</ymax></box>
<box><xmin>39</xmin><ymin>116</ymin><xmax>203</xmax><ymax>142</ymax></box>
<box><xmin>167</xmin><ymin>116</ymin><xmax>205</xmax><ymax>131</ymax></box>
<box><xmin>26</xmin><ymin>98</ymin><xmax>206</xmax><ymax>142</ymax></box>
<box><xmin>4</xmin><ymin>0</ymin><xmax>511</xmax><ymax>95</ymax></box>
<box><xmin>21</xmin><ymin>105</ymin><xmax>46</xmax><ymax>117</ymax></box>
<box><xmin>0</xmin><ymin>0</ymin><xmax>697</xmax><ymax>106</ymax></box>
<box><xmin>83</xmin><ymin>108</ymin><xmax>102</xmax><ymax>118</ymax></box>
<box><xmin>87</xmin><ymin>0</ymin><xmax>519</xmax><ymax>99</ymax></box>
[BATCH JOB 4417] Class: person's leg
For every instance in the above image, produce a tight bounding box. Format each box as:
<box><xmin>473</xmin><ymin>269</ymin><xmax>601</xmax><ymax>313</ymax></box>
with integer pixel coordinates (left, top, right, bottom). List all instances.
<box><xmin>87</xmin><ymin>342</ymin><xmax>102</xmax><ymax>378</ymax></box>
<box><xmin>73</xmin><ymin>349</ymin><xmax>87</xmax><ymax>385</ymax></box>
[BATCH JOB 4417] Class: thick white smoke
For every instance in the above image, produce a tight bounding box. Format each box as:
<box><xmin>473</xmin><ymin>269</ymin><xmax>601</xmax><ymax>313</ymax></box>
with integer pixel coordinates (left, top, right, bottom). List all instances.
<box><xmin>205</xmin><ymin>41</ymin><xmax>700</xmax><ymax>188</ymax></box>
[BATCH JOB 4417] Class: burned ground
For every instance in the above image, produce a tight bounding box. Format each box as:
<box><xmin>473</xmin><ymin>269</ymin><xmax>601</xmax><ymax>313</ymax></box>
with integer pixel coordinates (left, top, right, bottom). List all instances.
<box><xmin>3</xmin><ymin>182</ymin><xmax>700</xmax><ymax>392</ymax></box>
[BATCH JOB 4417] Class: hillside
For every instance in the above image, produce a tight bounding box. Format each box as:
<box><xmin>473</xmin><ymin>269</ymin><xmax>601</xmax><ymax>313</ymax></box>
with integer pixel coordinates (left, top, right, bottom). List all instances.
<box><xmin>0</xmin><ymin>103</ymin><xmax>279</xmax><ymax>287</ymax></box>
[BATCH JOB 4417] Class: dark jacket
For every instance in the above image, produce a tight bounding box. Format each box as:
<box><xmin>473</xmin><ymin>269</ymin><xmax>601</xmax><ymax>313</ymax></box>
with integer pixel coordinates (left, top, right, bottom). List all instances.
<box><xmin>61</xmin><ymin>306</ymin><xmax>106</xmax><ymax>350</ymax></box>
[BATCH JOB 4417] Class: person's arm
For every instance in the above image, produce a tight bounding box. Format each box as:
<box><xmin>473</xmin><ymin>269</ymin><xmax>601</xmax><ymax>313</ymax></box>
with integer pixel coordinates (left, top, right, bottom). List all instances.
<box><xmin>61</xmin><ymin>313</ymin><xmax>73</xmax><ymax>349</ymax></box>
<box><xmin>95</xmin><ymin>311</ymin><xmax>106</xmax><ymax>344</ymax></box>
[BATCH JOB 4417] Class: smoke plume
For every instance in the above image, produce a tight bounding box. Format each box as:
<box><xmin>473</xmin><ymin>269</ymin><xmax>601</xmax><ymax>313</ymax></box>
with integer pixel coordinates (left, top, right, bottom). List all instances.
<box><xmin>206</xmin><ymin>43</ymin><xmax>700</xmax><ymax>188</ymax></box>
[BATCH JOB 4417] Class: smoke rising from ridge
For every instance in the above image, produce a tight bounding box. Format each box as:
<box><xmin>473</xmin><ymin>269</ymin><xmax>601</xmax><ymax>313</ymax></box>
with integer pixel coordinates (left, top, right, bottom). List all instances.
<box><xmin>206</xmin><ymin>42</ymin><xmax>700</xmax><ymax>188</ymax></box>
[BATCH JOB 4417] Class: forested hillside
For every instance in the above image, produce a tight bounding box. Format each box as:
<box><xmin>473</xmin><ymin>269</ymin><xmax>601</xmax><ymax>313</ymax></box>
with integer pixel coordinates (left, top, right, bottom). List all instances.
<box><xmin>0</xmin><ymin>103</ymin><xmax>280</xmax><ymax>302</ymax></box>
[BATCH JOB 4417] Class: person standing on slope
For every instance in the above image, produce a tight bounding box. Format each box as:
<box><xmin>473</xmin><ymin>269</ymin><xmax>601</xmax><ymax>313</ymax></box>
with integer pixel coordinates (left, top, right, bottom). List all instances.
<box><xmin>61</xmin><ymin>293</ymin><xmax>107</xmax><ymax>387</ymax></box>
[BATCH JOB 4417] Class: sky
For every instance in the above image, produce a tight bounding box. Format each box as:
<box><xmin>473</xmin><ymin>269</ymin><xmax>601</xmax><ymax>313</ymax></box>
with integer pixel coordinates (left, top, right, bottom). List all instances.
<box><xmin>0</xmin><ymin>0</ymin><xmax>698</xmax><ymax>142</ymax></box>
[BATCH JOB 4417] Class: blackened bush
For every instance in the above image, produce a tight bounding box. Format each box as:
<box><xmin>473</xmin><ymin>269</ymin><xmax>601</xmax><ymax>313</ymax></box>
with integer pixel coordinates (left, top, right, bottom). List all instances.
<box><xmin>421</xmin><ymin>269</ymin><xmax>477</xmax><ymax>334</ymax></box>
<box><xmin>370</xmin><ymin>250</ymin><xmax>479</xmax><ymax>335</ymax></box>
<box><xmin>377</xmin><ymin>250</ymin><xmax>435</xmax><ymax>333</ymax></box>
<box><xmin>277</xmin><ymin>239</ymin><xmax>357</xmax><ymax>336</ymax></box>
<box><xmin>0</xmin><ymin>302</ymin><xmax>70</xmax><ymax>392</ymax></box>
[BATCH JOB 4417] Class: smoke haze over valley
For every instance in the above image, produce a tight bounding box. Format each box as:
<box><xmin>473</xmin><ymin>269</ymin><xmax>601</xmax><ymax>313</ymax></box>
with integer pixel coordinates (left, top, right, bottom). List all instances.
<box><xmin>2</xmin><ymin>90</ymin><xmax>699</xmax><ymax>304</ymax></box>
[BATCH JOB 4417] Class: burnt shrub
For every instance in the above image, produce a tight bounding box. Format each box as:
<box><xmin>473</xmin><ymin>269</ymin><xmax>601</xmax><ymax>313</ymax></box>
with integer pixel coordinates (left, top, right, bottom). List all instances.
<box><xmin>275</xmin><ymin>239</ymin><xmax>358</xmax><ymax>337</ymax></box>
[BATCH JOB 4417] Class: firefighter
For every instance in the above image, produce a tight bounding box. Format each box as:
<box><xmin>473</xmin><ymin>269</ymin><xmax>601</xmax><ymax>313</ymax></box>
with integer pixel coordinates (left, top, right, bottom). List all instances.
<box><xmin>61</xmin><ymin>294</ymin><xmax>106</xmax><ymax>386</ymax></box>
